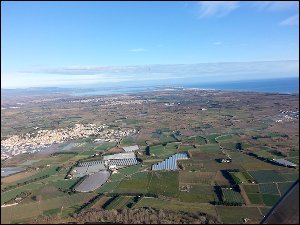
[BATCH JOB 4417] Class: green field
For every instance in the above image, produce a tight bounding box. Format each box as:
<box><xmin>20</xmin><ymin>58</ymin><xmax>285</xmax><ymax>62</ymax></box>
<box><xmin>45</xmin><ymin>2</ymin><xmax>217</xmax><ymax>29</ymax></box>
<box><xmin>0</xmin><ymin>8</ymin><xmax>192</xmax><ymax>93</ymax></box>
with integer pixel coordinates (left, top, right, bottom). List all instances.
<box><xmin>199</xmin><ymin>144</ymin><xmax>220</xmax><ymax>152</ymax></box>
<box><xmin>248</xmin><ymin>170</ymin><xmax>285</xmax><ymax>183</ymax></box>
<box><xmin>179</xmin><ymin>171</ymin><xmax>215</xmax><ymax>185</ymax></box>
<box><xmin>104</xmin><ymin>196</ymin><xmax>134</xmax><ymax>210</ymax></box>
<box><xmin>231</xmin><ymin>171</ymin><xmax>253</xmax><ymax>184</ymax></box>
<box><xmin>148</xmin><ymin>171</ymin><xmax>179</xmax><ymax>197</ymax></box>
<box><xmin>149</xmin><ymin>143</ymin><xmax>182</xmax><ymax>158</ymax></box>
<box><xmin>259</xmin><ymin>183</ymin><xmax>279</xmax><ymax>195</ymax></box>
<box><xmin>205</xmin><ymin>134</ymin><xmax>220</xmax><ymax>144</ymax></box>
<box><xmin>243</xmin><ymin>184</ymin><xmax>259</xmax><ymax>193</ymax></box>
<box><xmin>188</xmin><ymin>136</ymin><xmax>207</xmax><ymax>145</ymax></box>
<box><xmin>221</xmin><ymin>188</ymin><xmax>244</xmax><ymax>204</ymax></box>
<box><xmin>1</xmin><ymin>193</ymin><xmax>93</xmax><ymax>223</ymax></box>
<box><xmin>247</xmin><ymin>193</ymin><xmax>264</xmax><ymax>205</ymax></box>
<box><xmin>280</xmin><ymin>173</ymin><xmax>299</xmax><ymax>182</ymax></box>
<box><xmin>277</xmin><ymin>182</ymin><xmax>295</xmax><ymax>195</ymax></box>
<box><xmin>94</xmin><ymin>142</ymin><xmax>117</xmax><ymax>151</ymax></box>
<box><xmin>115</xmin><ymin>172</ymin><xmax>149</xmax><ymax>193</ymax></box>
<box><xmin>262</xmin><ymin>194</ymin><xmax>281</xmax><ymax>206</ymax></box>
<box><xmin>121</xmin><ymin>136</ymin><xmax>135</xmax><ymax>145</ymax></box>
<box><xmin>134</xmin><ymin>197</ymin><xmax>217</xmax><ymax>216</ymax></box>
<box><xmin>159</xmin><ymin>134</ymin><xmax>177</xmax><ymax>143</ymax></box>
<box><xmin>216</xmin><ymin>206</ymin><xmax>263</xmax><ymax>224</ymax></box>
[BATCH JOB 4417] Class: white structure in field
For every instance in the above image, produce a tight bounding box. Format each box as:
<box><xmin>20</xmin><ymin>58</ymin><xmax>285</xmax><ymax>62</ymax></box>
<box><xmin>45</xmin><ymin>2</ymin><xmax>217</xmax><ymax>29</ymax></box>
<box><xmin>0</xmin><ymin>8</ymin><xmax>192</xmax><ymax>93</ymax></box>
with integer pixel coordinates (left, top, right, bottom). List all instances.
<box><xmin>103</xmin><ymin>152</ymin><xmax>136</xmax><ymax>160</ymax></box>
<box><xmin>272</xmin><ymin>158</ymin><xmax>297</xmax><ymax>168</ymax></box>
<box><xmin>122</xmin><ymin>145</ymin><xmax>139</xmax><ymax>152</ymax></box>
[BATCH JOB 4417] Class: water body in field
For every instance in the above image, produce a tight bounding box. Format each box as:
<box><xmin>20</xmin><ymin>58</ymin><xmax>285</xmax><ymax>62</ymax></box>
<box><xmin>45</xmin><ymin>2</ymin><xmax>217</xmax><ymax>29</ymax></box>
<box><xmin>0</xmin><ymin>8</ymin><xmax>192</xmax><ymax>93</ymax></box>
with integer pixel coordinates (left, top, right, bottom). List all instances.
<box><xmin>1</xmin><ymin>167</ymin><xmax>25</xmax><ymax>177</ymax></box>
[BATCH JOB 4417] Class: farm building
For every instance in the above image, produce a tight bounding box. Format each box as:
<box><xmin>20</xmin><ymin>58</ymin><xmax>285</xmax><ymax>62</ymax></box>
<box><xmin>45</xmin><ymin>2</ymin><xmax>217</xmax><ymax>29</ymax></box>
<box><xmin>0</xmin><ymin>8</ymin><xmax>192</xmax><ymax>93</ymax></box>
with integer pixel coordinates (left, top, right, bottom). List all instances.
<box><xmin>107</xmin><ymin>158</ymin><xmax>139</xmax><ymax>167</ymax></box>
<box><xmin>273</xmin><ymin>158</ymin><xmax>297</xmax><ymax>168</ymax></box>
<box><xmin>152</xmin><ymin>153</ymin><xmax>189</xmax><ymax>171</ymax></box>
<box><xmin>70</xmin><ymin>160</ymin><xmax>106</xmax><ymax>178</ymax></box>
<box><xmin>103</xmin><ymin>152</ymin><xmax>136</xmax><ymax>160</ymax></box>
<box><xmin>122</xmin><ymin>145</ymin><xmax>139</xmax><ymax>152</ymax></box>
<box><xmin>75</xmin><ymin>171</ymin><xmax>110</xmax><ymax>192</ymax></box>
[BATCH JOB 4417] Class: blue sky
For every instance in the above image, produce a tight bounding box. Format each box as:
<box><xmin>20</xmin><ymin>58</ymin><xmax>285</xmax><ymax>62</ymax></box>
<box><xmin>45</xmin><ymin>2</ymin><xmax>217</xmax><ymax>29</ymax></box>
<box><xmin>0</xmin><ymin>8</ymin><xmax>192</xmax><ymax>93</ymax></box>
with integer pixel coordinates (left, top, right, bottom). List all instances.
<box><xmin>1</xmin><ymin>1</ymin><xmax>299</xmax><ymax>88</ymax></box>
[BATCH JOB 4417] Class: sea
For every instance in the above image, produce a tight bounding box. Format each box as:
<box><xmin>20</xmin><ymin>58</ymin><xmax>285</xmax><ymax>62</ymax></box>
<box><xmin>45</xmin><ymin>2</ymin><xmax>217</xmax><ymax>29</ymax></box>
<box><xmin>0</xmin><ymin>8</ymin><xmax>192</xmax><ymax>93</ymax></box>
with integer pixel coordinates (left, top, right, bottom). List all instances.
<box><xmin>70</xmin><ymin>77</ymin><xmax>299</xmax><ymax>97</ymax></box>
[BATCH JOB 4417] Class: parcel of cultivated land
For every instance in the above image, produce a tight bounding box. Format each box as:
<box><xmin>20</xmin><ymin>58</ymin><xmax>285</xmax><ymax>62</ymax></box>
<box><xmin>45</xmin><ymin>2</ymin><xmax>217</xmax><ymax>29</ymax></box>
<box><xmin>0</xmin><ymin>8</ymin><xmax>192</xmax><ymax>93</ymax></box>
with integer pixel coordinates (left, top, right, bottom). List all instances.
<box><xmin>1</xmin><ymin>88</ymin><xmax>299</xmax><ymax>224</ymax></box>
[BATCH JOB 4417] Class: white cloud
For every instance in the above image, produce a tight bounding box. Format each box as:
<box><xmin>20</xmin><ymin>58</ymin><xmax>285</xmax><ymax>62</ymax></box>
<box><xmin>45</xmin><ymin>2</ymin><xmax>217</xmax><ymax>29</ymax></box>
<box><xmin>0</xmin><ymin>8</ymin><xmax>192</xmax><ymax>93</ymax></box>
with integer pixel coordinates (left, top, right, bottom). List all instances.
<box><xmin>213</xmin><ymin>41</ymin><xmax>222</xmax><ymax>45</ymax></box>
<box><xmin>280</xmin><ymin>14</ymin><xmax>299</xmax><ymax>26</ymax></box>
<box><xmin>197</xmin><ymin>1</ymin><xmax>240</xmax><ymax>18</ymax></box>
<box><xmin>129</xmin><ymin>48</ymin><xmax>147</xmax><ymax>52</ymax></box>
<box><xmin>253</xmin><ymin>1</ymin><xmax>299</xmax><ymax>12</ymax></box>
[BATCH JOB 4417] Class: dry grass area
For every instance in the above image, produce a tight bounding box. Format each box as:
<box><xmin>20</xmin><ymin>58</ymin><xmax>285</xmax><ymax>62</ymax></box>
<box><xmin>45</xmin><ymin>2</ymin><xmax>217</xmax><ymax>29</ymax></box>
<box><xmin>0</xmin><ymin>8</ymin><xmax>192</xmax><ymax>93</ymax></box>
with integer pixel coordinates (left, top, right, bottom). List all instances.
<box><xmin>214</xmin><ymin>171</ymin><xmax>230</xmax><ymax>186</ymax></box>
<box><xmin>1</xmin><ymin>170</ymin><xmax>37</xmax><ymax>184</ymax></box>
<box><xmin>179</xmin><ymin>171</ymin><xmax>216</xmax><ymax>185</ymax></box>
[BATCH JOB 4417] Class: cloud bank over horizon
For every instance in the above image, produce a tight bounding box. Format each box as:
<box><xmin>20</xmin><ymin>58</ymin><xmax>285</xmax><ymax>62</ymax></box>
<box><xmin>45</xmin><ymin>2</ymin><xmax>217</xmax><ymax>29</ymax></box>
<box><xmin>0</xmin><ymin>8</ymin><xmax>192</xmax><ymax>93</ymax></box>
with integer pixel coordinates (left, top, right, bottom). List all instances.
<box><xmin>2</xmin><ymin>60</ymin><xmax>299</xmax><ymax>89</ymax></box>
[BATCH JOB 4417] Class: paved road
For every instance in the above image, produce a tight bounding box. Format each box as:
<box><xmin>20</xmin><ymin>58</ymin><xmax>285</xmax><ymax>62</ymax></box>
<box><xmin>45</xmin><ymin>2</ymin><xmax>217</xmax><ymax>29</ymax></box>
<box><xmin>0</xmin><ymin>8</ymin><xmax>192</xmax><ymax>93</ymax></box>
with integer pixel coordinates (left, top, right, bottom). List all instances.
<box><xmin>261</xmin><ymin>180</ymin><xmax>299</xmax><ymax>224</ymax></box>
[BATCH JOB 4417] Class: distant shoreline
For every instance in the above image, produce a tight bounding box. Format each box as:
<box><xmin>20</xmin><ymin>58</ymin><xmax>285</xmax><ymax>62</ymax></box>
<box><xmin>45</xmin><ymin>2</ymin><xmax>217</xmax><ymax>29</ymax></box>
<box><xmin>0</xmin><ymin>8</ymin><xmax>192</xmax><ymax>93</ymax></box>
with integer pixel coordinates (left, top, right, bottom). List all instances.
<box><xmin>1</xmin><ymin>77</ymin><xmax>299</xmax><ymax>97</ymax></box>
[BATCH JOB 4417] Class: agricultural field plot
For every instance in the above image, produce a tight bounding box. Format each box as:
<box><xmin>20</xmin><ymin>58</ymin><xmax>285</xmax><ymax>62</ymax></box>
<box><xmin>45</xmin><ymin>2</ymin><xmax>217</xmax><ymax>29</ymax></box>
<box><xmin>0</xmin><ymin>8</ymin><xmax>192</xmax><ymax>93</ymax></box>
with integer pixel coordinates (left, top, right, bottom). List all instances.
<box><xmin>181</xmin><ymin>160</ymin><xmax>243</xmax><ymax>172</ymax></box>
<box><xmin>159</xmin><ymin>134</ymin><xmax>177</xmax><ymax>144</ymax></box>
<box><xmin>255</xmin><ymin>150</ymin><xmax>280</xmax><ymax>159</ymax></box>
<box><xmin>230</xmin><ymin>171</ymin><xmax>254</xmax><ymax>184</ymax></box>
<box><xmin>78</xmin><ymin>150</ymin><xmax>97</xmax><ymax>156</ymax></box>
<box><xmin>178</xmin><ymin>184</ymin><xmax>215</xmax><ymax>203</ymax></box>
<box><xmin>214</xmin><ymin>171</ymin><xmax>230</xmax><ymax>186</ymax></box>
<box><xmin>242</xmin><ymin>184</ymin><xmax>260</xmax><ymax>194</ymax></box>
<box><xmin>288</xmin><ymin>151</ymin><xmax>299</xmax><ymax>157</ymax></box>
<box><xmin>115</xmin><ymin>172</ymin><xmax>149</xmax><ymax>193</ymax></box>
<box><xmin>259</xmin><ymin>183</ymin><xmax>280</xmax><ymax>195</ymax></box>
<box><xmin>104</xmin><ymin>196</ymin><xmax>134</xmax><ymax>210</ymax></box>
<box><xmin>230</xmin><ymin>153</ymin><xmax>282</xmax><ymax>171</ymax></box>
<box><xmin>148</xmin><ymin>171</ymin><xmax>179</xmax><ymax>197</ymax></box>
<box><xmin>279</xmin><ymin>172</ymin><xmax>299</xmax><ymax>182</ymax></box>
<box><xmin>121</xmin><ymin>136</ymin><xmax>135</xmax><ymax>145</ymax></box>
<box><xmin>178</xmin><ymin>191</ymin><xmax>214</xmax><ymax>203</ymax></box>
<box><xmin>248</xmin><ymin>170</ymin><xmax>285</xmax><ymax>183</ymax></box>
<box><xmin>93</xmin><ymin>142</ymin><xmax>117</xmax><ymax>151</ymax></box>
<box><xmin>20</xmin><ymin>159</ymin><xmax>41</xmax><ymax>166</ymax></box>
<box><xmin>1</xmin><ymin>182</ymin><xmax>45</xmax><ymax>205</ymax></box>
<box><xmin>1</xmin><ymin>170</ymin><xmax>38</xmax><ymax>185</ymax></box>
<box><xmin>96</xmin><ymin>181</ymin><xmax>121</xmax><ymax>193</ymax></box>
<box><xmin>221</xmin><ymin>188</ymin><xmax>244</xmax><ymax>204</ymax></box>
<box><xmin>187</xmin><ymin>136</ymin><xmax>207</xmax><ymax>145</ymax></box>
<box><xmin>91</xmin><ymin>196</ymin><xmax>111</xmax><ymax>209</ymax></box>
<box><xmin>198</xmin><ymin>144</ymin><xmax>220</xmax><ymax>152</ymax></box>
<box><xmin>216</xmin><ymin>206</ymin><xmax>263</xmax><ymax>224</ymax></box>
<box><xmin>179</xmin><ymin>171</ymin><xmax>215</xmax><ymax>185</ymax></box>
<box><xmin>247</xmin><ymin>193</ymin><xmax>264</xmax><ymax>205</ymax></box>
<box><xmin>10</xmin><ymin>202</ymin><xmax>42</xmax><ymax>224</ymax></box>
<box><xmin>23</xmin><ymin>185</ymin><xmax>67</xmax><ymax>202</ymax></box>
<box><xmin>148</xmin><ymin>143</ymin><xmax>182</xmax><ymax>159</ymax></box>
<box><xmin>34</xmin><ymin>154</ymin><xmax>76</xmax><ymax>166</ymax></box>
<box><xmin>134</xmin><ymin>197</ymin><xmax>217</xmax><ymax>216</ymax></box>
<box><xmin>1</xmin><ymin>207</ymin><xmax>13</xmax><ymax>224</ymax></box>
<box><xmin>205</xmin><ymin>134</ymin><xmax>220</xmax><ymax>144</ymax></box>
<box><xmin>277</xmin><ymin>182</ymin><xmax>295</xmax><ymax>195</ymax></box>
<box><xmin>178</xmin><ymin>144</ymin><xmax>194</xmax><ymax>151</ymax></box>
<box><xmin>259</xmin><ymin>207</ymin><xmax>272</xmax><ymax>217</ymax></box>
<box><xmin>262</xmin><ymin>194</ymin><xmax>281</xmax><ymax>206</ymax></box>
<box><xmin>9</xmin><ymin>166</ymin><xmax>59</xmax><ymax>185</ymax></box>
<box><xmin>42</xmin><ymin>208</ymin><xmax>61</xmax><ymax>216</ymax></box>
<box><xmin>188</xmin><ymin>149</ymin><xmax>224</xmax><ymax>161</ymax></box>
<box><xmin>215</xmin><ymin>134</ymin><xmax>241</xmax><ymax>143</ymax></box>
<box><xmin>2</xmin><ymin>193</ymin><xmax>92</xmax><ymax>223</ymax></box>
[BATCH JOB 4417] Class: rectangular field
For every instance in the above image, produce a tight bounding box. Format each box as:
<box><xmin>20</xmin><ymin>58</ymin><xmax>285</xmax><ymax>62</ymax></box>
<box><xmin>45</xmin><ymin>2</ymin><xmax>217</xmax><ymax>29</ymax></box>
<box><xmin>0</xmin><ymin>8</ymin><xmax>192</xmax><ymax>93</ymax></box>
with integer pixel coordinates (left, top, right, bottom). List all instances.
<box><xmin>216</xmin><ymin>206</ymin><xmax>263</xmax><ymax>224</ymax></box>
<box><xmin>179</xmin><ymin>171</ymin><xmax>215</xmax><ymax>185</ymax></box>
<box><xmin>248</xmin><ymin>170</ymin><xmax>285</xmax><ymax>183</ymax></box>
